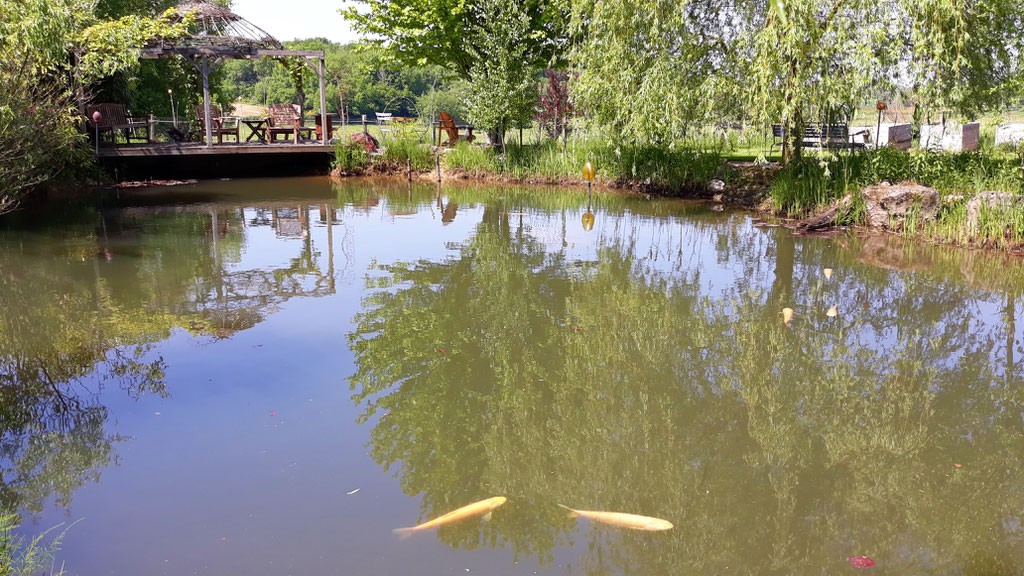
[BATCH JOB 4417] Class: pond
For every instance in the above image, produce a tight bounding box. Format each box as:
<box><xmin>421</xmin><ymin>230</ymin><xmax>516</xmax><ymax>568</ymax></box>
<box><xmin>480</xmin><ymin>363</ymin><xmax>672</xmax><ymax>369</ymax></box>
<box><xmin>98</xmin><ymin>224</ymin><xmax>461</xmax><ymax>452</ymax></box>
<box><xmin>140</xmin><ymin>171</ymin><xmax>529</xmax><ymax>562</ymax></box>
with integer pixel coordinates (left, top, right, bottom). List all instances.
<box><xmin>1</xmin><ymin>177</ymin><xmax>1023</xmax><ymax>575</ymax></box>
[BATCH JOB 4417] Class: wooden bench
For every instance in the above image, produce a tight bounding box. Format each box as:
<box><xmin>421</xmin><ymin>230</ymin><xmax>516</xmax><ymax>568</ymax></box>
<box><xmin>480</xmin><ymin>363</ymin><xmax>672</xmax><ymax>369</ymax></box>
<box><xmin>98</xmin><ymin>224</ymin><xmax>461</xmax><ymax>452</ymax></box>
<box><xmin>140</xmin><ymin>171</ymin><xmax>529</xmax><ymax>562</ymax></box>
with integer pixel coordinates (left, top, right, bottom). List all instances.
<box><xmin>267</xmin><ymin>104</ymin><xmax>316</xmax><ymax>143</ymax></box>
<box><xmin>437</xmin><ymin>112</ymin><xmax>475</xmax><ymax>147</ymax></box>
<box><xmin>770</xmin><ymin>123</ymin><xmax>866</xmax><ymax>157</ymax></box>
<box><xmin>85</xmin><ymin>103</ymin><xmax>153</xmax><ymax>145</ymax></box>
<box><xmin>194</xmin><ymin>104</ymin><xmax>240</xmax><ymax>144</ymax></box>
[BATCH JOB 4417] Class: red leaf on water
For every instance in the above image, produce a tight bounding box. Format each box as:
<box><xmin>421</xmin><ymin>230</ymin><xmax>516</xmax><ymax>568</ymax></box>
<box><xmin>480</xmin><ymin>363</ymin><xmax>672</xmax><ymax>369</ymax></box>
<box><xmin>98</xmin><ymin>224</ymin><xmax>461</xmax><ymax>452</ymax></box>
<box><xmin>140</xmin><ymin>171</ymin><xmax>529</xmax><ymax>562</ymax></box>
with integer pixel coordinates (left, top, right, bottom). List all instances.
<box><xmin>571</xmin><ymin>326</ymin><xmax>582</xmax><ymax>331</ymax></box>
<box><xmin>270</xmin><ymin>411</ymin><xmax>278</xmax><ymax>416</ymax></box>
<box><xmin>848</xmin><ymin>556</ymin><xmax>875</xmax><ymax>568</ymax></box>
<box><xmin>954</xmin><ymin>463</ymin><xmax>962</xmax><ymax>468</ymax></box>
<box><xmin>438</xmin><ymin>349</ymin><xmax>446</xmax><ymax>354</ymax></box>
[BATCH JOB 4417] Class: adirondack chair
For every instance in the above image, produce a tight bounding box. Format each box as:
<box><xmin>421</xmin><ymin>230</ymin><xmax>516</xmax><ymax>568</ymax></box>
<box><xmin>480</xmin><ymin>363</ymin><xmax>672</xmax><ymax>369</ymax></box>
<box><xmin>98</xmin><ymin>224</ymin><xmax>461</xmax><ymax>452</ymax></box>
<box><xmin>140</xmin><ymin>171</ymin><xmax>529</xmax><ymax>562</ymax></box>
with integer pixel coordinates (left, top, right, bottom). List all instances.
<box><xmin>437</xmin><ymin>112</ymin><xmax>475</xmax><ymax>147</ymax></box>
<box><xmin>85</xmin><ymin>103</ymin><xmax>153</xmax><ymax>145</ymax></box>
<box><xmin>194</xmin><ymin>104</ymin><xmax>240</xmax><ymax>143</ymax></box>
<box><xmin>267</xmin><ymin>104</ymin><xmax>316</xmax><ymax>143</ymax></box>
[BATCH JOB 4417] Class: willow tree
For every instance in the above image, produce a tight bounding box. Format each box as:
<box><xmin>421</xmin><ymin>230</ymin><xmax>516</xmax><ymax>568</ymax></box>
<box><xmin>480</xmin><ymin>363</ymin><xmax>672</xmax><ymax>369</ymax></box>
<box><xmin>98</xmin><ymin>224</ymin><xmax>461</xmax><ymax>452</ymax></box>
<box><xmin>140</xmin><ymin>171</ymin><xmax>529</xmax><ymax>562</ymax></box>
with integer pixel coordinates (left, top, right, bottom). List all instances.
<box><xmin>567</xmin><ymin>0</ymin><xmax>747</xmax><ymax>143</ymax></box>
<box><xmin>569</xmin><ymin>0</ymin><xmax>1024</xmax><ymax>160</ymax></box>
<box><xmin>905</xmin><ymin>0</ymin><xmax>1024</xmax><ymax>120</ymax></box>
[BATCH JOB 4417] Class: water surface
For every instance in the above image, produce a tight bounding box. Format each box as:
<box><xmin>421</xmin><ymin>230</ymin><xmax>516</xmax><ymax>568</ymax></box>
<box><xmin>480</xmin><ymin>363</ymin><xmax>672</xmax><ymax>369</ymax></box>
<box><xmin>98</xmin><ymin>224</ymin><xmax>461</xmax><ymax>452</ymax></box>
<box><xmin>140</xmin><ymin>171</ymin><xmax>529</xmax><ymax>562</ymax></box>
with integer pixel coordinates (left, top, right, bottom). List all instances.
<box><xmin>2</xmin><ymin>177</ymin><xmax>1022</xmax><ymax>575</ymax></box>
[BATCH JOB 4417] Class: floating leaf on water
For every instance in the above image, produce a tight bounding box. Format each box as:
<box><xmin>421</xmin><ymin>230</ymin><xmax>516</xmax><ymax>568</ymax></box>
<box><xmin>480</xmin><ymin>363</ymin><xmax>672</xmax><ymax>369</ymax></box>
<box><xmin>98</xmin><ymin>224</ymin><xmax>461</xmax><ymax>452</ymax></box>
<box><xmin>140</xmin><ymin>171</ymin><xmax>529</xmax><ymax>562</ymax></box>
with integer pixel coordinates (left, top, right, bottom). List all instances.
<box><xmin>270</xmin><ymin>411</ymin><xmax>278</xmax><ymax>416</ymax></box>
<box><xmin>848</xmin><ymin>556</ymin><xmax>875</xmax><ymax>568</ymax></box>
<box><xmin>782</xmin><ymin>308</ymin><xmax>794</xmax><ymax>324</ymax></box>
<box><xmin>824</xmin><ymin>268</ymin><xmax>833</xmax><ymax>279</ymax></box>
<box><xmin>827</xmin><ymin>305</ymin><xmax>838</xmax><ymax>317</ymax></box>
<box><xmin>347</xmin><ymin>488</ymin><xmax>360</xmax><ymax>495</ymax></box>
<box><xmin>954</xmin><ymin>463</ymin><xmax>962</xmax><ymax>468</ymax></box>
<box><xmin>438</xmin><ymin>349</ymin><xmax>446</xmax><ymax>354</ymax></box>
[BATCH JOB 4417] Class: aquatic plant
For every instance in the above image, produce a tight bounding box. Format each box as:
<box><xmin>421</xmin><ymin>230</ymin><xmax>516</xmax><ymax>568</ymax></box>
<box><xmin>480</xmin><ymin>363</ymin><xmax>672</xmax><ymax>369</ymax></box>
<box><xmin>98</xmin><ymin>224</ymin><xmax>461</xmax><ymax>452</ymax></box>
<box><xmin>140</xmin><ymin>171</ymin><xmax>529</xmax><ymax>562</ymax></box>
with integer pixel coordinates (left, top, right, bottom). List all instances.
<box><xmin>0</xmin><ymin>513</ymin><xmax>73</xmax><ymax>576</ymax></box>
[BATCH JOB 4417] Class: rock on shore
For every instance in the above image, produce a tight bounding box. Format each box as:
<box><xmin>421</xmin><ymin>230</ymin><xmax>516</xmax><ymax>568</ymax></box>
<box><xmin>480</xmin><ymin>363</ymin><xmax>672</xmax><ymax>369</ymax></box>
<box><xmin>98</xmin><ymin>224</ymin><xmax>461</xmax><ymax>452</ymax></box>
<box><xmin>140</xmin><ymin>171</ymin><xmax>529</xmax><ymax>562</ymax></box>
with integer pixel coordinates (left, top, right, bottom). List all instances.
<box><xmin>861</xmin><ymin>182</ymin><xmax>940</xmax><ymax>229</ymax></box>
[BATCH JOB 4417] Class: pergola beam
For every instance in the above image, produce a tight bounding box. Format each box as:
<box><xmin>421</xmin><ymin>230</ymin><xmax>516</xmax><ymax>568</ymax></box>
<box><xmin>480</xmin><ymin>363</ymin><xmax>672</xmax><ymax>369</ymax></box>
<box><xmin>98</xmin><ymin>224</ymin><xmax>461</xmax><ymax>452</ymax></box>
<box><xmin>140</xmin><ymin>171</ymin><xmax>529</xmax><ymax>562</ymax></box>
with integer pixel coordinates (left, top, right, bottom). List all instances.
<box><xmin>140</xmin><ymin>47</ymin><xmax>325</xmax><ymax>59</ymax></box>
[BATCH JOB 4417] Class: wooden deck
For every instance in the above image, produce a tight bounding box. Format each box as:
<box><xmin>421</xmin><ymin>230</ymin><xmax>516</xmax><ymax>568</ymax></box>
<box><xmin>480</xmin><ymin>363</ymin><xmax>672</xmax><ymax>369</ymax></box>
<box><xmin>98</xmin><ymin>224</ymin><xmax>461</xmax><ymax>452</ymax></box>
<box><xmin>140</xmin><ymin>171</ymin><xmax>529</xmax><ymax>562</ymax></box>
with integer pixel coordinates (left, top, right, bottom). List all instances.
<box><xmin>96</xmin><ymin>141</ymin><xmax>335</xmax><ymax>180</ymax></box>
<box><xmin>96</xmin><ymin>141</ymin><xmax>333</xmax><ymax>157</ymax></box>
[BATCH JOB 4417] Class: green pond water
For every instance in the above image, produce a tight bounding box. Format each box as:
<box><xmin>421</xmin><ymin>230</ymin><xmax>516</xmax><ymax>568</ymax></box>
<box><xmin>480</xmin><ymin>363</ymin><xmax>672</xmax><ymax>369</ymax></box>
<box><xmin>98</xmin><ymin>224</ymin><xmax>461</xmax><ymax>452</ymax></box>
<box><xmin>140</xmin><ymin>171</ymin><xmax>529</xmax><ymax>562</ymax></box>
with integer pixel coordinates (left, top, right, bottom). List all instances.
<box><xmin>1</xmin><ymin>177</ymin><xmax>1023</xmax><ymax>575</ymax></box>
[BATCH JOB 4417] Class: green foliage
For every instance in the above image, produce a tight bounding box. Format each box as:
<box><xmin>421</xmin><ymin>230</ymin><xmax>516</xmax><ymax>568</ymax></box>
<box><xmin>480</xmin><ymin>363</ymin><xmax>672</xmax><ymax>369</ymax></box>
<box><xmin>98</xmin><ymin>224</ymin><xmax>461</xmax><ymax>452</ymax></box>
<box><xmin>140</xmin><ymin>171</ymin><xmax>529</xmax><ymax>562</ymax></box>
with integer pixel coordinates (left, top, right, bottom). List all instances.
<box><xmin>341</xmin><ymin>0</ymin><xmax>568</xmax><ymax>81</ymax></box>
<box><xmin>569</xmin><ymin>0</ymin><xmax>1024</xmax><ymax>156</ymax></box>
<box><xmin>75</xmin><ymin>8</ymin><xmax>194</xmax><ymax>83</ymax></box>
<box><xmin>415</xmin><ymin>80</ymin><xmax>470</xmax><ymax>123</ymax></box>
<box><xmin>442</xmin><ymin>139</ymin><xmax>721</xmax><ymax>190</ymax></box>
<box><xmin>381</xmin><ymin>138</ymin><xmax>434</xmax><ymax>170</ymax></box>
<box><xmin>333</xmin><ymin>139</ymin><xmax>369</xmax><ymax>173</ymax></box>
<box><xmin>0</xmin><ymin>513</ymin><xmax>73</xmax><ymax>576</ymax></box>
<box><xmin>462</xmin><ymin>0</ymin><xmax>540</xmax><ymax>142</ymax></box>
<box><xmin>0</xmin><ymin>0</ymin><xmax>93</xmax><ymax>201</ymax></box>
<box><xmin>0</xmin><ymin>0</ymin><xmax>198</xmax><ymax>201</ymax></box>
<box><xmin>770</xmin><ymin>147</ymin><xmax>1024</xmax><ymax>246</ymax></box>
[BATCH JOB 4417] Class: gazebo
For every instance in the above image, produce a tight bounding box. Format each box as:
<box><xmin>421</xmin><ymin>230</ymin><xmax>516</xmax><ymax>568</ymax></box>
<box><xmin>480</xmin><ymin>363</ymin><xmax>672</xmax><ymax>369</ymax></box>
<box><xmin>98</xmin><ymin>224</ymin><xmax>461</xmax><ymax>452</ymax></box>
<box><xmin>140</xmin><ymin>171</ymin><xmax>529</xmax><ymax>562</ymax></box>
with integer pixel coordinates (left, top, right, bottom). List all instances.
<box><xmin>140</xmin><ymin>0</ymin><xmax>328</xmax><ymax>147</ymax></box>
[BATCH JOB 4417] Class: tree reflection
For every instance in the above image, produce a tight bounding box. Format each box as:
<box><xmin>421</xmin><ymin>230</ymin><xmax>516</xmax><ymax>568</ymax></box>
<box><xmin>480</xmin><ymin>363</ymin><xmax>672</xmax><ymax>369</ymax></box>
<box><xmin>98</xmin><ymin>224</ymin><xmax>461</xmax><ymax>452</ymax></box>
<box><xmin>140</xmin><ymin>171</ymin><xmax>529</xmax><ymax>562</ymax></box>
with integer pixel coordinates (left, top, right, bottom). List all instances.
<box><xmin>348</xmin><ymin>192</ymin><xmax>1024</xmax><ymax>574</ymax></box>
<box><xmin>0</xmin><ymin>199</ymin><xmax>345</xmax><ymax>515</ymax></box>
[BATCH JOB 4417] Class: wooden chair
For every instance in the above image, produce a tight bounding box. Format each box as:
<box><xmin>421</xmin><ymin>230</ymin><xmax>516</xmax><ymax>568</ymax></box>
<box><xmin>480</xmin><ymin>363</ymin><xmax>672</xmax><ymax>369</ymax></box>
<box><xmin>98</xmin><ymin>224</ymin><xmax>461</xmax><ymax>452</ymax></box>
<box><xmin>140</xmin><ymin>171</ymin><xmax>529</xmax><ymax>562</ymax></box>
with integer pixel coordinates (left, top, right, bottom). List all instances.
<box><xmin>267</xmin><ymin>104</ymin><xmax>316</xmax><ymax>143</ymax></box>
<box><xmin>85</xmin><ymin>103</ymin><xmax>153</xmax><ymax>145</ymax></box>
<box><xmin>194</xmin><ymin>104</ymin><xmax>240</xmax><ymax>143</ymax></box>
<box><xmin>437</xmin><ymin>112</ymin><xmax>475</xmax><ymax>147</ymax></box>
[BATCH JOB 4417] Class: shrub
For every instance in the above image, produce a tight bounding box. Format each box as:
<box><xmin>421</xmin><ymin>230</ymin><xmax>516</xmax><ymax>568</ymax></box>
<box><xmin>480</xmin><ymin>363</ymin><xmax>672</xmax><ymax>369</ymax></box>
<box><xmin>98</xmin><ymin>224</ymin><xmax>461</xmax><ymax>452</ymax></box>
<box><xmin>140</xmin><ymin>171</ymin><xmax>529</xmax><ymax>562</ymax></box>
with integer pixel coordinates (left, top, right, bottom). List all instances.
<box><xmin>333</xmin><ymin>137</ymin><xmax>370</xmax><ymax>173</ymax></box>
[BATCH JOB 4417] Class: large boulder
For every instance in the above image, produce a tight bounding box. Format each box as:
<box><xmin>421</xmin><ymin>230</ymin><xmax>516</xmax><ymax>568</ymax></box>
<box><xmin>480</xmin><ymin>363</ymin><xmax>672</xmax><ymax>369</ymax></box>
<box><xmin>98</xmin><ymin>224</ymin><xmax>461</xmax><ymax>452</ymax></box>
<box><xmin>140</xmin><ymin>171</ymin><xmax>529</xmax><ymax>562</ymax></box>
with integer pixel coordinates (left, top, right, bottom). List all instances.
<box><xmin>861</xmin><ymin>182</ymin><xmax>941</xmax><ymax>229</ymax></box>
<box><xmin>965</xmin><ymin>191</ymin><xmax>1024</xmax><ymax>234</ymax></box>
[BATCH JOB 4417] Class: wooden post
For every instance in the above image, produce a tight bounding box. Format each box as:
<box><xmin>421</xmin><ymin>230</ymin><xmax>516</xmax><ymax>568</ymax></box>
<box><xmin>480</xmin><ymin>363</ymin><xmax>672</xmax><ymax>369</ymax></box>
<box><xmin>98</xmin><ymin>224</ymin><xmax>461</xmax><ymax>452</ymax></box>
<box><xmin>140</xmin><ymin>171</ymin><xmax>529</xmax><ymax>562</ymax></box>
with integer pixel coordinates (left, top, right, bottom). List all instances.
<box><xmin>361</xmin><ymin>114</ymin><xmax>367</xmax><ymax>134</ymax></box>
<box><xmin>318</xmin><ymin>57</ymin><xmax>328</xmax><ymax>146</ymax></box>
<box><xmin>201</xmin><ymin>56</ymin><xmax>213</xmax><ymax>148</ymax></box>
<box><xmin>407</xmin><ymin>158</ymin><xmax>412</xmax><ymax>181</ymax></box>
<box><xmin>148</xmin><ymin>114</ymin><xmax>155</xmax><ymax>143</ymax></box>
<box><xmin>435</xmin><ymin>154</ymin><xmax>441</xmax><ymax>182</ymax></box>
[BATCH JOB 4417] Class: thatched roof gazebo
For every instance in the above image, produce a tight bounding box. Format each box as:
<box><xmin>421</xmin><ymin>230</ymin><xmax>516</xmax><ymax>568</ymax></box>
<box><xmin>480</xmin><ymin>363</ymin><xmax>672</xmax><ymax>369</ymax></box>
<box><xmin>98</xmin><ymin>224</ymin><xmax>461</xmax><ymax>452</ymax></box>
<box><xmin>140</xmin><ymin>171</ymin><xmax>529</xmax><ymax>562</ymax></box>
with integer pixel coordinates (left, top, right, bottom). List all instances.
<box><xmin>141</xmin><ymin>0</ymin><xmax>327</xmax><ymax>148</ymax></box>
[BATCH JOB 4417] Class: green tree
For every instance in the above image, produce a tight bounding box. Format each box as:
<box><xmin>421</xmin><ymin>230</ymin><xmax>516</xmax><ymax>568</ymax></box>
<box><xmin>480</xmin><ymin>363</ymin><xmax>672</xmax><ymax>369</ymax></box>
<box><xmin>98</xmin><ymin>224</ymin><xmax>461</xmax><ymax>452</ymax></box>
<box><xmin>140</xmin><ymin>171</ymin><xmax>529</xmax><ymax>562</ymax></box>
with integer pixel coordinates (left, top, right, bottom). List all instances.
<box><xmin>341</xmin><ymin>0</ymin><xmax>568</xmax><ymax>82</ymax></box>
<box><xmin>463</xmin><ymin>0</ymin><xmax>540</xmax><ymax>146</ymax></box>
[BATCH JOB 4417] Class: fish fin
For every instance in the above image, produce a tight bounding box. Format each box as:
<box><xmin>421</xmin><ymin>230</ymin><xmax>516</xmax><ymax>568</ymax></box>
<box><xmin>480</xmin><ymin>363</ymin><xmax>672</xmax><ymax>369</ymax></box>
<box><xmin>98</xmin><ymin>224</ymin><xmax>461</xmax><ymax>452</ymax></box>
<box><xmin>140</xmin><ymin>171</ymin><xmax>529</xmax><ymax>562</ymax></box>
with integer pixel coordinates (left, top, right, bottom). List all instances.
<box><xmin>558</xmin><ymin>504</ymin><xmax>581</xmax><ymax>519</ymax></box>
<box><xmin>483</xmin><ymin>511</ymin><xmax>493</xmax><ymax>522</ymax></box>
<box><xmin>392</xmin><ymin>527</ymin><xmax>416</xmax><ymax>541</ymax></box>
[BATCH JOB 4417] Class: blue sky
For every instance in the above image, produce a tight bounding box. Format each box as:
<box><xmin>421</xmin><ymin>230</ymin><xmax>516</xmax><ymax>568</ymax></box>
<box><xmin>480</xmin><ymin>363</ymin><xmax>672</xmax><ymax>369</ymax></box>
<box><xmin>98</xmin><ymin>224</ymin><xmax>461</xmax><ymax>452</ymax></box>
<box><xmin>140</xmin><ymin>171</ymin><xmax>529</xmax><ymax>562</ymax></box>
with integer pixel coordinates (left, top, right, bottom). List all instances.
<box><xmin>232</xmin><ymin>0</ymin><xmax>361</xmax><ymax>43</ymax></box>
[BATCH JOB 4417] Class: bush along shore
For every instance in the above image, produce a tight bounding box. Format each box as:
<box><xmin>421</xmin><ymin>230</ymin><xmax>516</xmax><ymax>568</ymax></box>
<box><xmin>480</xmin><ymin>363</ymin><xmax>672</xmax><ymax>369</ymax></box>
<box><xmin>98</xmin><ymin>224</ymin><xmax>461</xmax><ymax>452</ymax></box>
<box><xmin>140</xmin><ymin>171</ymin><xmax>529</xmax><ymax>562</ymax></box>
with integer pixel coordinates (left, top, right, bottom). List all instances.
<box><xmin>332</xmin><ymin>137</ymin><xmax>1024</xmax><ymax>253</ymax></box>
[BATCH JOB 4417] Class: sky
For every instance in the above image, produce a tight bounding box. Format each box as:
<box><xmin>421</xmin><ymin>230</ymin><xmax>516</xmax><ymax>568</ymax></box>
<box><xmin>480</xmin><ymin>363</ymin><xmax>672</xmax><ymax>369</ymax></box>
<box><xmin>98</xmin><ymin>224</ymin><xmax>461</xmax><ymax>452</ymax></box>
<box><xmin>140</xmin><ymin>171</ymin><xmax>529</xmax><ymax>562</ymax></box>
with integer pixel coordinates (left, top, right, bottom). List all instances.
<box><xmin>230</xmin><ymin>0</ymin><xmax>361</xmax><ymax>44</ymax></box>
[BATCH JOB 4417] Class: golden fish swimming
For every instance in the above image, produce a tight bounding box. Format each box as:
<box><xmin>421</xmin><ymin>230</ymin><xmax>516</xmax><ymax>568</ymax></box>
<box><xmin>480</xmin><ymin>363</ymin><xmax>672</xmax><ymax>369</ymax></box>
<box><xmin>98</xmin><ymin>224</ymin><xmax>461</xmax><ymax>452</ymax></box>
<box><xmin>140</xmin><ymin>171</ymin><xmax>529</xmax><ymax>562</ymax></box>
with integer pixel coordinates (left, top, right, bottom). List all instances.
<box><xmin>393</xmin><ymin>496</ymin><xmax>507</xmax><ymax>539</ymax></box>
<box><xmin>559</xmin><ymin>504</ymin><xmax>673</xmax><ymax>531</ymax></box>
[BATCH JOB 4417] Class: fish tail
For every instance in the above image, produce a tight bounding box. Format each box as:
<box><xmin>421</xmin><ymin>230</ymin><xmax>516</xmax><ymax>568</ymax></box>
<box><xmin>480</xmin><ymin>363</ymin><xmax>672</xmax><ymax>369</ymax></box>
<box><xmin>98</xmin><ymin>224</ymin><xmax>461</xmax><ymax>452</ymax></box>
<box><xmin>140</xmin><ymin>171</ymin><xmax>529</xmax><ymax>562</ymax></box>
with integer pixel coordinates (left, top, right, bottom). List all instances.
<box><xmin>558</xmin><ymin>504</ymin><xmax>581</xmax><ymax>518</ymax></box>
<box><xmin>392</xmin><ymin>527</ymin><xmax>416</xmax><ymax>540</ymax></box>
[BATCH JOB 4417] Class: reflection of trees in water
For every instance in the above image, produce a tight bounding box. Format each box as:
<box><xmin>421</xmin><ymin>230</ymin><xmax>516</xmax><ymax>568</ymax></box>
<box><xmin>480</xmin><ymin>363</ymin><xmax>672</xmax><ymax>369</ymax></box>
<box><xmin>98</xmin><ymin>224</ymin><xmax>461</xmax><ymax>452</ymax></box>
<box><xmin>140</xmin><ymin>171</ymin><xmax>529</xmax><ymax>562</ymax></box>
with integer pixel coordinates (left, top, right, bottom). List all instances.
<box><xmin>348</xmin><ymin>202</ymin><xmax>1024</xmax><ymax>574</ymax></box>
<box><xmin>0</xmin><ymin>201</ymin><xmax>348</xmax><ymax>515</ymax></box>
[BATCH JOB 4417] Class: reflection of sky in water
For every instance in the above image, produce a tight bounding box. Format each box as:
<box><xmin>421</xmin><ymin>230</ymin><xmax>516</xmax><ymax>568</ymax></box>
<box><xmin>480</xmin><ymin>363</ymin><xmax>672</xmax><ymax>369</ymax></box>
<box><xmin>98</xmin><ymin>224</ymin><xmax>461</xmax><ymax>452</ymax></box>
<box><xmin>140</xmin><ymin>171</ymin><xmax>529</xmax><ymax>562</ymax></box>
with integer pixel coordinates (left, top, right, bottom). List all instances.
<box><xmin>3</xmin><ymin>179</ymin><xmax>1022</xmax><ymax>576</ymax></box>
